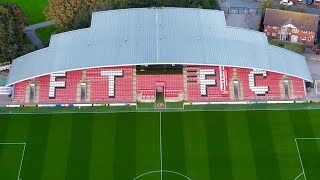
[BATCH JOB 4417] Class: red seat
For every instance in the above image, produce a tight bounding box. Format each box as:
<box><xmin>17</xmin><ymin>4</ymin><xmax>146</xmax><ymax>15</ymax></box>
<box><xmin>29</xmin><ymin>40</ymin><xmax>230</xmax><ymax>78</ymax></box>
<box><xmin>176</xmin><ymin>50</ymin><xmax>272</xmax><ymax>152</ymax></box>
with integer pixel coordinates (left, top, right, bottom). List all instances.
<box><xmin>136</xmin><ymin>74</ymin><xmax>184</xmax><ymax>98</ymax></box>
<box><xmin>186</xmin><ymin>65</ymin><xmax>231</xmax><ymax>101</ymax></box>
<box><xmin>86</xmin><ymin>66</ymin><xmax>133</xmax><ymax>102</ymax></box>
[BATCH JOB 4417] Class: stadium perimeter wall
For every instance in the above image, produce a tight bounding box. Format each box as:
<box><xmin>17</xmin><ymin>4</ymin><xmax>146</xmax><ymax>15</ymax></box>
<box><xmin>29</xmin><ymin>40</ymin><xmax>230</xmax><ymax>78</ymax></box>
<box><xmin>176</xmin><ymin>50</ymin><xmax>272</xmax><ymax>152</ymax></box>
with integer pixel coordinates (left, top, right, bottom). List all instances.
<box><xmin>3</xmin><ymin>100</ymin><xmax>317</xmax><ymax>114</ymax></box>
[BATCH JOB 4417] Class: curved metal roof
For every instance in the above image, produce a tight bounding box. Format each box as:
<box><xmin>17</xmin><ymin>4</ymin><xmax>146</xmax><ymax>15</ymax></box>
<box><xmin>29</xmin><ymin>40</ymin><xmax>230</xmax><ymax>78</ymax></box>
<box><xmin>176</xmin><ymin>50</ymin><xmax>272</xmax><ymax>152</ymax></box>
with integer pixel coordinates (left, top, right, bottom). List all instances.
<box><xmin>7</xmin><ymin>8</ymin><xmax>312</xmax><ymax>86</ymax></box>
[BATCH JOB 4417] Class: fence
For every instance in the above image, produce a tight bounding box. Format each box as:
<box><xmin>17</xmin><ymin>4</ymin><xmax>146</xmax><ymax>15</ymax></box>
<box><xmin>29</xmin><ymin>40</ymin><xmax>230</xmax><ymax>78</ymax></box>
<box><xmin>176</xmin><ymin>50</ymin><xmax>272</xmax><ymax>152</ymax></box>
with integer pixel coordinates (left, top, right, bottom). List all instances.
<box><xmin>228</xmin><ymin>7</ymin><xmax>260</xmax><ymax>15</ymax></box>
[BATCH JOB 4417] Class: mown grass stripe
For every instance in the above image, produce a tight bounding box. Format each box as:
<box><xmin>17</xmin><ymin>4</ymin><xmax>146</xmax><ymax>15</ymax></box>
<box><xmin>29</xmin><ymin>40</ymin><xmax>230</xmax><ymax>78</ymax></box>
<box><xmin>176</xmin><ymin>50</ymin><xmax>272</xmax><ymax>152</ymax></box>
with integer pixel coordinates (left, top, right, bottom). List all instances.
<box><xmin>0</xmin><ymin>115</ymin><xmax>12</xmax><ymax>160</ymax></box>
<box><xmin>205</xmin><ymin>111</ymin><xmax>233</xmax><ymax>180</ymax></box>
<box><xmin>0</xmin><ymin>144</ymin><xmax>24</xmax><ymax>179</ymax></box>
<box><xmin>162</xmin><ymin>112</ymin><xmax>187</xmax><ymax>177</ymax></box>
<box><xmin>268</xmin><ymin>110</ymin><xmax>300</xmax><ymax>180</ymax></box>
<box><xmin>226</xmin><ymin>111</ymin><xmax>258</xmax><ymax>180</ymax></box>
<box><xmin>296</xmin><ymin>140</ymin><xmax>320</xmax><ymax>179</ymax></box>
<box><xmin>41</xmin><ymin>114</ymin><xmax>73</xmax><ymax>180</ymax></box>
<box><xmin>0</xmin><ymin>115</ymin><xmax>29</xmax><ymax>180</ymax></box>
<box><xmin>135</xmin><ymin>112</ymin><xmax>160</xmax><ymax>177</ymax></box>
<box><xmin>290</xmin><ymin>110</ymin><xmax>316</xmax><ymax>137</ymax></box>
<box><xmin>182</xmin><ymin>112</ymin><xmax>211</xmax><ymax>180</ymax></box>
<box><xmin>114</xmin><ymin>113</ymin><xmax>136</xmax><ymax>180</ymax></box>
<box><xmin>22</xmin><ymin>114</ymin><xmax>51</xmax><ymax>180</ymax></box>
<box><xmin>89</xmin><ymin>113</ymin><xmax>117</xmax><ymax>180</ymax></box>
<box><xmin>247</xmin><ymin>110</ymin><xmax>282</xmax><ymax>180</ymax></box>
<box><xmin>307</xmin><ymin>109</ymin><xmax>320</xmax><ymax>140</ymax></box>
<box><xmin>65</xmin><ymin>114</ymin><xmax>94</xmax><ymax>180</ymax></box>
<box><xmin>3</xmin><ymin>115</ymin><xmax>29</xmax><ymax>142</ymax></box>
<box><xmin>290</xmin><ymin>110</ymin><xmax>320</xmax><ymax>179</ymax></box>
<box><xmin>0</xmin><ymin>115</ymin><xmax>9</xmax><ymax>140</ymax></box>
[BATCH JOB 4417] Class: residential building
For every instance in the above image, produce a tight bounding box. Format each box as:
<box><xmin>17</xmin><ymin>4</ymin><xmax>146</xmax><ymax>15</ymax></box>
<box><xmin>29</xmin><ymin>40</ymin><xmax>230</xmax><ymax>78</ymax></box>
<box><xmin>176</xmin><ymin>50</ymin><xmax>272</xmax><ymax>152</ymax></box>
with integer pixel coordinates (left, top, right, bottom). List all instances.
<box><xmin>314</xmin><ymin>0</ymin><xmax>320</xmax><ymax>5</ymax></box>
<box><xmin>263</xmin><ymin>8</ymin><xmax>319</xmax><ymax>46</ymax></box>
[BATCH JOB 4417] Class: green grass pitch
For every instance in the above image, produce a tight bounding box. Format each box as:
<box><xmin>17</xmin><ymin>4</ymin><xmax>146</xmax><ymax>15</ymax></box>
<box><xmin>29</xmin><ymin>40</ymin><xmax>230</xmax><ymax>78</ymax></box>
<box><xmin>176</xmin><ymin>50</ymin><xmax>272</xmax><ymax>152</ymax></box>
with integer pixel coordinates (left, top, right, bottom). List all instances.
<box><xmin>1</xmin><ymin>109</ymin><xmax>320</xmax><ymax>180</ymax></box>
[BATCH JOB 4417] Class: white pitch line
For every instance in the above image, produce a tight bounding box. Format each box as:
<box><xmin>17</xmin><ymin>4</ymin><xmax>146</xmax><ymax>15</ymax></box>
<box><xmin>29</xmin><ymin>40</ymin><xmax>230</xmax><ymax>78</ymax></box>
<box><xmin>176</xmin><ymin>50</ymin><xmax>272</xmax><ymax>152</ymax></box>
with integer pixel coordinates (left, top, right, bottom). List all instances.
<box><xmin>17</xmin><ymin>143</ymin><xmax>26</xmax><ymax>180</ymax></box>
<box><xmin>0</xmin><ymin>143</ymin><xmax>26</xmax><ymax>180</ymax></box>
<box><xmin>132</xmin><ymin>170</ymin><xmax>191</xmax><ymax>180</ymax></box>
<box><xmin>0</xmin><ymin>142</ymin><xmax>26</xmax><ymax>145</ymax></box>
<box><xmin>159</xmin><ymin>111</ymin><xmax>163</xmax><ymax>180</ymax></box>
<box><xmin>295</xmin><ymin>172</ymin><xmax>304</xmax><ymax>180</ymax></box>
<box><xmin>295</xmin><ymin>139</ymin><xmax>307</xmax><ymax>180</ymax></box>
<box><xmin>3</xmin><ymin>105</ymin><xmax>320</xmax><ymax>115</ymax></box>
<box><xmin>295</xmin><ymin>138</ymin><xmax>320</xmax><ymax>140</ymax></box>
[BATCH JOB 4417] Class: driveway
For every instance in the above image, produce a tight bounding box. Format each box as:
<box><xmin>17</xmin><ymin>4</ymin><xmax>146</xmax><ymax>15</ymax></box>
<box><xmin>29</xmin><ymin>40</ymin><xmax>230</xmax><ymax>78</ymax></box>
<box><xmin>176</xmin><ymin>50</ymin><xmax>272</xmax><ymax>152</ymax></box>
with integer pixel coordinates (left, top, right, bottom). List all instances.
<box><xmin>220</xmin><ymin>0</ymin><xmax>260</xmax><ymax>8</ymax></box>
<box><xmin>225</xmin><ymin>13</ymin><xmax>261</xmax><ymax>30</ymax></box>
<box><xmin>289</xmin><ymin>3</ymin><xmax>319</xmax><ymax>15</ymax></box>
<box><xmin>218</xmin><ymin>0</ymin><xmax>261</xmax><ymax>30</ymax></box>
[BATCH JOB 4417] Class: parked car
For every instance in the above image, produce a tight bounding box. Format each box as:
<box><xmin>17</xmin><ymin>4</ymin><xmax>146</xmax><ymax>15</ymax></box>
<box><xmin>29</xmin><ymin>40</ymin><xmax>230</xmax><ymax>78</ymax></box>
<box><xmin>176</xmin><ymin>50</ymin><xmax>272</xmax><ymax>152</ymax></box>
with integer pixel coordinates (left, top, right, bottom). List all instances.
<box><xmin>280</xmin><ymin>0</ymin><xmax>294</xmax><ymax>5</ymax></box>
<box><xmin>306</xmin><ymin>0</ymin><xmax>313</xmax><ymax>4</ymax></box>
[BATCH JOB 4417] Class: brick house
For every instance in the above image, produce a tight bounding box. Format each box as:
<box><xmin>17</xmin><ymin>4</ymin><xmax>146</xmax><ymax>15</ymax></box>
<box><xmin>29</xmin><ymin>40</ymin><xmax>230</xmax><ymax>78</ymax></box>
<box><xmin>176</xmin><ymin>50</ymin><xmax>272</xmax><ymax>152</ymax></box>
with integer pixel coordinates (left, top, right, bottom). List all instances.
<box><xmin>263</xmin><ymin>9</ymin><xmax>319</xmax><ymax>46</ymax></box>
<box><xmin>315</xmin><ymin>0</ymin><xmax>320</xmax><ymax>5</ymax></box>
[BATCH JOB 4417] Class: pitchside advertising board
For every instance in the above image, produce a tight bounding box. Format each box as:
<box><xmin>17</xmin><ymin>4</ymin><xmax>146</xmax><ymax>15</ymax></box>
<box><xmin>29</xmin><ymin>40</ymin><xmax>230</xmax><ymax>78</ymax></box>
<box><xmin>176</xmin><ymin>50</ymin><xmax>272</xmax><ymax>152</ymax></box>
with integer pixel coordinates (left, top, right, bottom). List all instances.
<box><xmin>48</xmin><ymin>67</ymin><xmax>270</xmax><ymax>98</ymax></box>
<box><xmin>0</xmin><ymin>86</ymin><xmax>12</xmax><ymax>95</ymax></box>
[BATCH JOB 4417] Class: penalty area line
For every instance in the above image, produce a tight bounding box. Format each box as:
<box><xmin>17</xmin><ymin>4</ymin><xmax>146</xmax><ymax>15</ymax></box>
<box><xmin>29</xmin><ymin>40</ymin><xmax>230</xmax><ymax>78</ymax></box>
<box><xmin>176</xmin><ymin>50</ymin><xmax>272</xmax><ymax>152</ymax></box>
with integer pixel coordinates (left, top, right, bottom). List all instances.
<box><xmin>17</xmin><ymin>143</ymin><xmax>27</xmax><ymax>180</ymax></box>
<box><xmin>294</xmin><ymin>138</ymin><xmax>320</xmax><ymax>180</ymax></box>
<box><xmin>0</xmin><ymin>142</ymin><xmax>27</xmax><ymax>180</ymax></box>
<box><xmin>294</xmin><ymin>172</ymin><xmax>304</xmax><ymax>180</ymax></box>
<box><xmin>295</xmin><ymin>138</ymin><xmax>307</xmax><ymax>180</ymax></box>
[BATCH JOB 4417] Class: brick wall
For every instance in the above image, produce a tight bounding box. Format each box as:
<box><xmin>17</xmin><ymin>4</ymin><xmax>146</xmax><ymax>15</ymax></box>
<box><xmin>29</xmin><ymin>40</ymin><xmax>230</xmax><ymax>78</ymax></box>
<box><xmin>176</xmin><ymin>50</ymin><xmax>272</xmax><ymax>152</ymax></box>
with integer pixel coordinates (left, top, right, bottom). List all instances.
<box><xmin>264</xmin><ymin>25</ymin><xmax>315</xmax><ymax>46</ymax></box>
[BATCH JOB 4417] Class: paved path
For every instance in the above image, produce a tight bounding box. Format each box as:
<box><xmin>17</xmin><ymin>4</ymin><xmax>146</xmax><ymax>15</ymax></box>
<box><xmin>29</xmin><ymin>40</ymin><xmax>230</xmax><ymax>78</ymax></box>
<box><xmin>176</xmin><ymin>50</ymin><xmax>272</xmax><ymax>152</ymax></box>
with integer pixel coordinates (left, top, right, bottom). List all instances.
<box><xmin>24</xmin><ymin>21</ymin><xmax>54</xmax><ymax>49</ymax></box>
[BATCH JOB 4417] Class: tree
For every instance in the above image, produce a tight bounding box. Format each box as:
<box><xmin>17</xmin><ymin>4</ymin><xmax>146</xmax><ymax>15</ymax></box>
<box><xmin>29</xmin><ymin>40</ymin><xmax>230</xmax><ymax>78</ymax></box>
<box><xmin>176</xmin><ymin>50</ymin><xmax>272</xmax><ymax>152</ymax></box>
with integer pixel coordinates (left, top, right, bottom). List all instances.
<box><xmin>0</xmin><ymin>2</ymin><xmax>29</xmax><ymax>63</ymax></box>
<box><xmin>279</xmin><ymin>4</ymin><xmax>289</xmax><ymax>11</ymax></box>
<box><xmin>260</xmin><ymin>0</ymin><xmax>272</xmax><ymax>17</ymax></box>
<box><xmin>45</xmin><ymin>0</ymin><xmax>111</xmax><ymax>32</ymax></box>
<box><xmin>46</xmin><ymin>0</ymin><xmax>219</xmax><ymax>32</ymax></box>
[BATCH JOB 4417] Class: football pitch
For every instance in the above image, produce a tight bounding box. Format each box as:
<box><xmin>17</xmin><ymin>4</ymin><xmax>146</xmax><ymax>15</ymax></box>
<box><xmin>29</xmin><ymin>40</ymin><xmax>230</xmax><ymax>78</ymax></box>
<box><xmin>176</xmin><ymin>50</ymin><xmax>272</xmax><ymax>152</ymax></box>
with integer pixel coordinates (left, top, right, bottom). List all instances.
<box><xmin>1</xmin><ymin>109</ymin><xmax>320</xmax><ymax>180</ymax></box>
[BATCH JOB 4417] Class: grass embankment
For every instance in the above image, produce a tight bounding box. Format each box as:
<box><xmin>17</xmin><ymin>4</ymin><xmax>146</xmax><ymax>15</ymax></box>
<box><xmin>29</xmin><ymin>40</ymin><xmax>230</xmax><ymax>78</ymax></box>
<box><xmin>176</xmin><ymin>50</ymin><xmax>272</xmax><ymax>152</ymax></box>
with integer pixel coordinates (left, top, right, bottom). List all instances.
<box><xmin>269</xmin><ymin>40</ymin><xmax>306</xmax><ymax>54</ymax></box>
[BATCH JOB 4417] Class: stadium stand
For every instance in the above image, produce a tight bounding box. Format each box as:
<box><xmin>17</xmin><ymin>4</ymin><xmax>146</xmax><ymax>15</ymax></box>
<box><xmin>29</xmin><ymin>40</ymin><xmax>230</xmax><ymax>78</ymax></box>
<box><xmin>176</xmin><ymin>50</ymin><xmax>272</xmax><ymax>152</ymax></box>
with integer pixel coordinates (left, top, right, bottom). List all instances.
<box><xmin>86</xmin><ymin>66</ymin><xmax>133</xmax><ymax>102</ymax></box>
<box><xmin>13</xmin><ymin>80</ymin><xmax>29</xmax><ymax>102</ymax></box>
<box><xmin>136</xmin><ymin>74</ymin><xmax>183</xmax><ymax>101</ymax></box>
<box><xmin>7</xmin><ymin>8</ymin><xmax>313</xmax><ymax>105</ymax></box>
<box><xmin>37</xmin><ymin>70</ymin><xmax>82</xmax><ymax>103</ymax></box>
<box><xmin>237</xmin><ymin>68</ymin><xmax>282</xmax><ymax>99</ymax></box>
<box><xmin>290</xmin><ymin>76</ymin><xmax>306</xmax><ymax>98</ymax></box>
<box><xmin>186</xmin><ymin>66</ymin><xmax>231</xmax><ymax>101</ymax></box>
<box><xmin>11</xmin><ymin>65</ymin><xmax>308</xmax><ymax>103</ymax></box>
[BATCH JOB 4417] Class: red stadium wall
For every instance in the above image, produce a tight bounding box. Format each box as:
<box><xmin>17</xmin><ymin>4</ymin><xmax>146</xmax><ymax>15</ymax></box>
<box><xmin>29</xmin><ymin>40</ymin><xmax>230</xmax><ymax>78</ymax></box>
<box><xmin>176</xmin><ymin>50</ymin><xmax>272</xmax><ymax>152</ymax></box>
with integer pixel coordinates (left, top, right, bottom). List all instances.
<box><xmin>12</xmin><ymin>65</ymin><xmax>306</xmax><ymax>104</ymax></box>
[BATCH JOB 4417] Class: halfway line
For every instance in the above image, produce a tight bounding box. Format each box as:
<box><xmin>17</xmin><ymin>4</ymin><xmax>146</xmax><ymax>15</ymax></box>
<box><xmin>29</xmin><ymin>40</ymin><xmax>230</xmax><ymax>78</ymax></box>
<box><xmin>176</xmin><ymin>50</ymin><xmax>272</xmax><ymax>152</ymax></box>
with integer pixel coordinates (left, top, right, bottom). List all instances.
<box><xmin>160</xmin><ymin>111</ymin><xmax>163</xmax><ymax>180</ymax></box>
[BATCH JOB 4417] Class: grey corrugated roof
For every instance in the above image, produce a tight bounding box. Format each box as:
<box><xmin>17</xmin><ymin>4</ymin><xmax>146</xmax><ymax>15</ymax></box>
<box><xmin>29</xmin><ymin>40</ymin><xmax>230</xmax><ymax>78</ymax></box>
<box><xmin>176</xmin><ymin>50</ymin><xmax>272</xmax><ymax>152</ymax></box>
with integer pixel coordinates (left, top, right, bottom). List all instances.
<box><xmin>7</xmin><ymin>8</ymin><xmax>312</xmax><ymax>86</ymax></box>
<box><xmin>263</xmin><ymin>8</ymin><xmax>319</xmax><ymax>32</ymax></box>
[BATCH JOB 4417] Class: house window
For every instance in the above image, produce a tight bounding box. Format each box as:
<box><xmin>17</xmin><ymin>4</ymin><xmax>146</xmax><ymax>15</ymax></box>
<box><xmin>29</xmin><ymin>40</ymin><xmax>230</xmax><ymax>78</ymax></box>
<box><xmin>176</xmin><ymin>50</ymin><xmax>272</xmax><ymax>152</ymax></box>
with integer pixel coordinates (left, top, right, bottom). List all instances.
<box><xmin>301</xmin><ymin>37</ymin><xmax>306</xmax><ymax>40</ymax></box>
<box><xmin>273</xmin><ymin>26</ymin><xmax>278</xmax><ymax>29</ymax></box>
<box><xmin>309</xmin><ymin>31</ymin><xmax>313</xmax><ymax>34</ymax></box>
<box><xmin>272</xmin><ymin>33</ymin><xmax>276</xmax><ymax>36</ymax></box>
<box><xmin>267</xmin><ymin>32</ymin><xmax>270</xmax><ymax>35</ymax></box>
<box><xmin>308</xmin><ymin>37</ymin><xmax>311</xmax><ymax>41</ymax></box>
<box><xmin>292</xmin><ymin>28</ymin><xmax>298</xmax><ymax>33</ymax></box>
<box><xmin>302</xmin><ymin>30</ymin><xmax>308</xmax><ymax>33</ymax></box>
